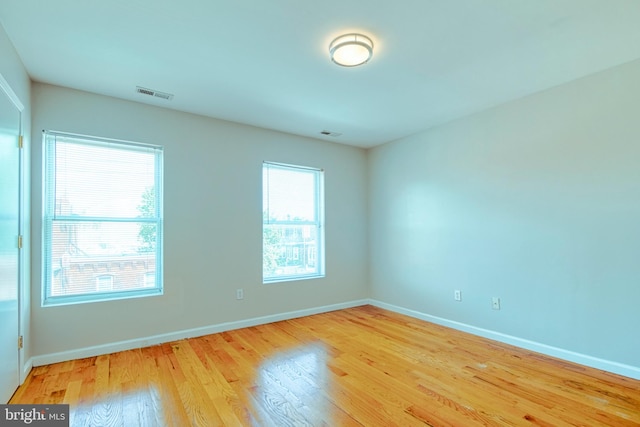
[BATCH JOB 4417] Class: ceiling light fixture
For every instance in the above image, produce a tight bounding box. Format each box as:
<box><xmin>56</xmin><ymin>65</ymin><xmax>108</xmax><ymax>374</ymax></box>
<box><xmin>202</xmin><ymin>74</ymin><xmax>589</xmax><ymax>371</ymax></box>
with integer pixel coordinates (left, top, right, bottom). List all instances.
<box><xmin>329</xmin><ymin>33</ymin><xmax>374</xmax><ymax>67</ymax></box>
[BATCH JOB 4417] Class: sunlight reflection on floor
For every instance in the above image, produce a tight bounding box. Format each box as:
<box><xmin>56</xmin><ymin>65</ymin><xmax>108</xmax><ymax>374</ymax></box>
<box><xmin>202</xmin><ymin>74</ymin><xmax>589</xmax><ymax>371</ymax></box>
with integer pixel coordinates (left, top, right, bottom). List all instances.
<box><xmin>69</xmin><ymin>386</ymin><xmax>164</xmax><ymax>427</ymax></box>
<box><xmin>256</xmin><ymin>344</ymin><xmax>330</xmax><ymax>425</ymax></box>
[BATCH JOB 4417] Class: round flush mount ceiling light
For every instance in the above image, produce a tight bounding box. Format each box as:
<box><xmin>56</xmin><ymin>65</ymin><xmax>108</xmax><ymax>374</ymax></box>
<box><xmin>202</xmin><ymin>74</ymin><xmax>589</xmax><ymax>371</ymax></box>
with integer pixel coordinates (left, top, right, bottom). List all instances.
<box><xmin>329</xmin><ymin>33</ymin><xmax>374</xmax><ymax>67</ymax></box>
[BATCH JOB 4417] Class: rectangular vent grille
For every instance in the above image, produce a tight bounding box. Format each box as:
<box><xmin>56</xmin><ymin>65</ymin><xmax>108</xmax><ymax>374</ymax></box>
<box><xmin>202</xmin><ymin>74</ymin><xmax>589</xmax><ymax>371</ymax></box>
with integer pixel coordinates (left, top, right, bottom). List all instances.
<box><xmin>320</xmin><ymin>130</ymin><xmax>342</xmax><ymax>137</ymax></box>
<box><xmin>136</xmin><ymin>86</ymin><xmax>174</xmax><ymax>101</ymax></box>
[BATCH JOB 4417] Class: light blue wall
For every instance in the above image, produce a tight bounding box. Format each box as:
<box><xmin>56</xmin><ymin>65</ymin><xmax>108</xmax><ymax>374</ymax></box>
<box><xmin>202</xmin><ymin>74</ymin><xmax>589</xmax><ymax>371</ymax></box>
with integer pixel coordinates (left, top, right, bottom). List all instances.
<box><xmin>369</xmin><ymin>58</ymin><xmax>640</xmax><ymax>369</ymax></box>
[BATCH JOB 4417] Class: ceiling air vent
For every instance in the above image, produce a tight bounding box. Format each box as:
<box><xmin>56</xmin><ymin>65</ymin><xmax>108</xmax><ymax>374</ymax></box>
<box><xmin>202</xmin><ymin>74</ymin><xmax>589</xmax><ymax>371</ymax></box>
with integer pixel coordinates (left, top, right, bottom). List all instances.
<box><xmin>136</xmin><ymin>86</ymin><xmax>174</xmax><ymax>101</ymax></box>
<box><xmin>320</xmin><ymin>130</ymin><xmax>342</xmax><ymax>137</ymax></box>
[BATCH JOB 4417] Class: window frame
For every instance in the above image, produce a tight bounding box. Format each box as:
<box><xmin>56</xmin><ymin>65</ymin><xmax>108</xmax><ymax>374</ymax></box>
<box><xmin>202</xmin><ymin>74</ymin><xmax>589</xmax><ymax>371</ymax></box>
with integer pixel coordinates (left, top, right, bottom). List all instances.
<box><xmin>42</xmin><ymin>130</ymin><xmax>163</xmax><ymax>306</ymax></box>
<box><xmin>262</xmin><ymin>161</ymin><xmax>325</xmax><ymax>283</ymax></box>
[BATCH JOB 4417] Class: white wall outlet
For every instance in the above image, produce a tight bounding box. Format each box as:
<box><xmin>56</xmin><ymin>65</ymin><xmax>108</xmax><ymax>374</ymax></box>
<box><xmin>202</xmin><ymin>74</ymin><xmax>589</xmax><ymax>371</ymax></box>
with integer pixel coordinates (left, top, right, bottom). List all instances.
<box><xmin>236</xmin><ymin>288</ymin><xmax>244</xmax><ymax>300</ymax></box>
<box><xmin>454</xmin><ymin>290</ymin><xmax>462</xmax><ymax>301</ymax></box>
<box><xmin>492</xmin><ymin>297</ymin><xmax>500</xmax><ymax>310</ymax></box>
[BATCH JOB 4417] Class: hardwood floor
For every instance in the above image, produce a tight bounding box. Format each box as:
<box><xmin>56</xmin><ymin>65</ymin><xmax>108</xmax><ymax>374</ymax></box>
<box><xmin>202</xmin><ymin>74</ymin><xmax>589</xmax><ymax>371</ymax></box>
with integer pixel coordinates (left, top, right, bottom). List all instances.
<box><xmin>10</xmin><ymin>305</ymin><xmax>640</xmax><ymax>426</ymax></box>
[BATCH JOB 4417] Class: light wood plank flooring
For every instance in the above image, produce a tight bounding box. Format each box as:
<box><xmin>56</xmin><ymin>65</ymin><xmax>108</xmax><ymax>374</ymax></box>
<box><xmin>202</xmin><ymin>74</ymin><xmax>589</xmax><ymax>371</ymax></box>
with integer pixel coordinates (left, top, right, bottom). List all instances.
<box><xmin>10</xmin><ymin>305</ymin><xmax>640</xmax><ymax>426</ymax></box>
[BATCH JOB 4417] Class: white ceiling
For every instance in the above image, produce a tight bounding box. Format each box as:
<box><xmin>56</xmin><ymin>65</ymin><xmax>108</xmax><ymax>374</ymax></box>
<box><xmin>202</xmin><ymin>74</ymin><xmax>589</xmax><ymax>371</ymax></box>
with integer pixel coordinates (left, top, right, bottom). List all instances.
<box><xmin>2</xmin><ymin>1</ymin><xmax>640</xmax><ymax>148</ymax></box>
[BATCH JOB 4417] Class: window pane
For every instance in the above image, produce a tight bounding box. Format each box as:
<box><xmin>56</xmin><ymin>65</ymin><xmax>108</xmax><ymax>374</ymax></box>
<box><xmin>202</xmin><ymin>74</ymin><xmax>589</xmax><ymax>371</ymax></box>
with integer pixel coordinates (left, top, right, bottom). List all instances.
<box><xmin>263</xmin><ymin>166</ymin><xmax>316</xmax><ymax>222</ymax></box>
<box><xmin>54</xmin><ymin>138</ymin><xmax>156</xmax><ymax>219</ymax></box>
<box><xmin>49</xmin><ymin>220</ymin><xmax>157</xmax><ymax>297</ymax></box>
<box><xmin>263</xmin><ymin>224</ymin><xmax>319</xmax><ymax>279</ymax></box>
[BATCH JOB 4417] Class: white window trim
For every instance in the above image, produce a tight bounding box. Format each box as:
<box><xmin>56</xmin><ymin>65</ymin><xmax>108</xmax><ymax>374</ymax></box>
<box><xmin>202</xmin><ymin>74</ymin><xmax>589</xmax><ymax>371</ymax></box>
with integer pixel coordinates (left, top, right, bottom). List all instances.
<box><xmin>42</xmin><ymin>130</ymin><xmax>164</xmax><ymax>306</ymax></box>
<box><xmin>262</xmin><ymin>161</ymin><xmax>325</xmax><ymax>283</ymax></box>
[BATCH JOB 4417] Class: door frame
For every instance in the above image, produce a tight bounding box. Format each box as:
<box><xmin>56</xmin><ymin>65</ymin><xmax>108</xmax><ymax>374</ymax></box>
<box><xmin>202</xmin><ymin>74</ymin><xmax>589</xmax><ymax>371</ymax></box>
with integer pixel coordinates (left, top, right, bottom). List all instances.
<box><xmin>0</xmin><ymin>72</ymin><xmax>26</xmax><ymax>386</ymax></box>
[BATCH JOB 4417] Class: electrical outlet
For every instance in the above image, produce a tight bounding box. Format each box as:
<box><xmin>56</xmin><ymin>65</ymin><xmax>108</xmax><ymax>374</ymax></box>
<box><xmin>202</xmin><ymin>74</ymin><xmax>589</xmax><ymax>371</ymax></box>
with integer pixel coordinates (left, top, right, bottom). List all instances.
<box><xmin>492</xmin><ymin>297</ymin><xmax>500</xmax><ymax>310</ymax></box>
<box><xmin>454</xmin><ymin>290</ymin><xmax>462</xmax><ymax>301</ymax></box>
<box><xmin>236</xmin><ymin>288</ymin><xmax>244</xmax><ymax>300</ymax></box>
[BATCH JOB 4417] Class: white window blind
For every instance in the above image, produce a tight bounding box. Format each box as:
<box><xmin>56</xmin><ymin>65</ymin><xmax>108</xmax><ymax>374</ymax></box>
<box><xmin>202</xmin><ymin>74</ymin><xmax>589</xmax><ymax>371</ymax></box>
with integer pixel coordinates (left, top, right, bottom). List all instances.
<box><xmin>43</xmin><ymin>131</ymin><xmax>163</xmax><ymax>305</ymax></box>
<box><xmin>263</xmin><ymin>162</ymin><xmax>324</xmax><ymax>282</ymax></box>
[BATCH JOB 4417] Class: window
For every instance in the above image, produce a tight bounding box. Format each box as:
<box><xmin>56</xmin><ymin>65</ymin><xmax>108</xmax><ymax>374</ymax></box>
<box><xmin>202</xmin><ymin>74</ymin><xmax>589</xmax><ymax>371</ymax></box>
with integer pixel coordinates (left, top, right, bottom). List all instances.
<box><xmin>43</xmin><ymin>131</ymin><xmax>163</xmax><ymax>305</ymax></box>
<box><xmin>263</xmin><ymin>162</ymin><xmax>324</xmax><ymax>282</ymax></box>
<box><xmin>142</xmin><ymin>272</ymin><xmax>155</xmax><ymax>288</ymax></box>
<box><xmin>95</xmin><ymin>275</ymin><xmax>114</xmax><ymax>292</ymax></box>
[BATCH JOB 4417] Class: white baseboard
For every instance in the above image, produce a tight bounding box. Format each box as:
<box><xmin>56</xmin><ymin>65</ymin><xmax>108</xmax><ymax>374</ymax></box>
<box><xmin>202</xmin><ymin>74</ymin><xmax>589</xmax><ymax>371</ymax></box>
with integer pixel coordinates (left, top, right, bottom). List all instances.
<box><xmin>29</xmin><ymin>298</ymin><xmax>640</xmax><ymax>381</ymax></box>
<box><xmin>31</xmin><ymin>299</ymin><xmax>369</xmax><ymax>367</ymax></box>
<box><xmin>21</xmin><ymin>358</ymin><xmax>32</xmax><ymax>384</ymax></box>
<box><xmin>369</xmin><ymin>299</ymin><xmax>640</xmax><ymax>381</ymax></box>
